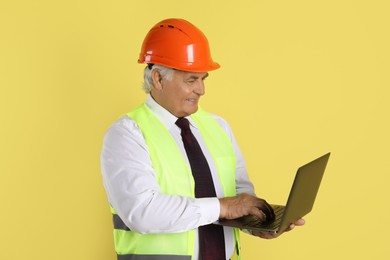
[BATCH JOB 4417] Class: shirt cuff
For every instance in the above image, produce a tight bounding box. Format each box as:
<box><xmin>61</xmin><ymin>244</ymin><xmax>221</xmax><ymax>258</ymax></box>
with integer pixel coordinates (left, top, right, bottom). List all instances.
<box><xmin>194</xmin><ymin>197</ymin><xmax>220</xmax><ymax>226</ymax></box>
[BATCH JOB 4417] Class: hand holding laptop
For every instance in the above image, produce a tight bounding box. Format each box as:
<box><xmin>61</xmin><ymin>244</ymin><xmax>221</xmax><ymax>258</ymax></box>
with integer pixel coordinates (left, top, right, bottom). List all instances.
<box><xmin>216</xmin><ymin>153</ymin><xmax>330</xmax><ymax>236</ymax></box>
<box><xmin>251</xmin><ymin>218</ymin><xmax>305</xmax><ymax>239</ymax></box>
<box><xmin>218</xmin><ymin>193</ymin><xmax>305</xmax><ymax>239</ymax></box>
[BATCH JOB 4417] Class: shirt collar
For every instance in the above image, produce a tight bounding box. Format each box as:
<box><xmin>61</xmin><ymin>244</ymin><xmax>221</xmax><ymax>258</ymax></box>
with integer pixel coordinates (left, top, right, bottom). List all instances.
<box><xmin>145</xmin><ymin>94</ymin><xmax>198</xmax><ymax>130</ymax></box>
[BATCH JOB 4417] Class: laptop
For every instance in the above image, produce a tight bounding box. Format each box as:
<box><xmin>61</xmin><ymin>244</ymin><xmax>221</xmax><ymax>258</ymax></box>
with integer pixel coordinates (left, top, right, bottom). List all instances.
<box><xmin>216</xmin><ymin>152</ymin><xmax>330</xmax><ymax>233</ymax></box>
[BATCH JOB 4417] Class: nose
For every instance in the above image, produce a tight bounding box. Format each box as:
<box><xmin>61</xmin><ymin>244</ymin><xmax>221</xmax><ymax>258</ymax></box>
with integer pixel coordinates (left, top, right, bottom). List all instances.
<box><xmin>194</xmin><ymin>79</ymin><xmax>205</xmax><ymax>96</ymax></box>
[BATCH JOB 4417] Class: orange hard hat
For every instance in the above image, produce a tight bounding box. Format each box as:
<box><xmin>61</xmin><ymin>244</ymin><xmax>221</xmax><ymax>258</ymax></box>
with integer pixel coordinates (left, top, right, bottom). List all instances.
<box><xmin>138</xmin><ymin>18</ymin><xmax>220</xmax><ymax>72</ymax></box>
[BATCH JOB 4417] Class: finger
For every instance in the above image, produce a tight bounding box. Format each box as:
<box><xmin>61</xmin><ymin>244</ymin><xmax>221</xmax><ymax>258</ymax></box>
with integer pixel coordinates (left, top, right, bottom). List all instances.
<box><xmin>285</xmin><ymin>223</ymin><xmax>295</xmax><ymax>232</ymax></box>
<box><xmin>294</xmin><ymin>218</ymin><xmax>305</xmax><ymax>226</ymax></box>
<box><xmin>263</xmin><ymin>200</ymin><xmax>275</xmax><ymax>221</ymax></box>
<box><xmin>248</xmin><ymin>207</ymin><xmax>267</xmax><ymax>221</ymax></box>
<box><xmin>257</xmin><ymin>200</ymin><xmax>275</xmax><ymax>222</ymax></box>
<box><xmin>283</xmin><ymin>219</ymin><xmax>304</xmax><ymax>232</ymax></box>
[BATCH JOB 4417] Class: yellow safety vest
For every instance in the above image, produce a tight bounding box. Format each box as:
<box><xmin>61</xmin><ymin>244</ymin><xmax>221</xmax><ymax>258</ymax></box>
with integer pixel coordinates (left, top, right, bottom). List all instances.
<box><xmin>110</xmin><ymin>104</ymin><xmax>241</xmax><ymax>260</ymax></box>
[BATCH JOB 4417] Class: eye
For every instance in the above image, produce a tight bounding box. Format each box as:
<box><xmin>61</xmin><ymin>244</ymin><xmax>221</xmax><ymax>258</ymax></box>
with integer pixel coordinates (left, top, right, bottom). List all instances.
<box><xmin>186</xmin><ymin>78</ymin><xmax>196</xmax><ymax>84</ymax></box>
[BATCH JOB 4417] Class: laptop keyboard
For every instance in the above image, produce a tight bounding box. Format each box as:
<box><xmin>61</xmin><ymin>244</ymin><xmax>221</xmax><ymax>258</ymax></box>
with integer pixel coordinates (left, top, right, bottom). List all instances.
<box><xmin>268</xmin><ymin>205</ymin><xmax>285</xmax><ymax>229</ymax></box>
<box><xmin>239</xmin><ymin>205</ymin><xmax>285</xmax><ymax>229</ymax></box>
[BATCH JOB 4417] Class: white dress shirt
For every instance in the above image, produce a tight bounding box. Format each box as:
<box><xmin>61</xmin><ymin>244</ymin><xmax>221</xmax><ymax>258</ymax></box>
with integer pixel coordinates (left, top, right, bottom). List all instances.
<box><xmin>100</xmin><ymin>94</ymin><xmax>255</xmax><ymax>259</ymax></box>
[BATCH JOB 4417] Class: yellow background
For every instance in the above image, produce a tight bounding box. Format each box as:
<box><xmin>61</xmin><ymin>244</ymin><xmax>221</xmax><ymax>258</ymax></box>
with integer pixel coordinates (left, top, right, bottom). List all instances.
<box><xmin>1</xmin><ymin>0</ymin><xmax>389</xmax><ymax>259</ymax></box>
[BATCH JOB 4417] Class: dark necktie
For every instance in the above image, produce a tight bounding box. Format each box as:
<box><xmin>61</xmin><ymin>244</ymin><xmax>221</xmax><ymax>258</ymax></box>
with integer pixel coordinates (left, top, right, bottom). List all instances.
<box><xmin>175</xmin><ymin>117</ymin><xmax>226</xmax><ymax>260</ymax></box>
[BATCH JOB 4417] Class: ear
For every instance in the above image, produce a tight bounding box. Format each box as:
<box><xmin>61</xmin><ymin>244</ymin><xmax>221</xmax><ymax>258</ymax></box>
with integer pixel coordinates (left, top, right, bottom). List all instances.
<box><xmin>151</xmin><ymin>69</ymin><xmax>163</xmax><ymax>91</ymax></box>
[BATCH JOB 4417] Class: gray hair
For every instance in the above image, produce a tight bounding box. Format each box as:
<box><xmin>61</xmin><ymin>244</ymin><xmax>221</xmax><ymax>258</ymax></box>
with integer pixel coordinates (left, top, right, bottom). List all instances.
<box><xmin>142</xmin><ymin>64</ymin><xmax>175</xmax><ymax>93</ymax></box>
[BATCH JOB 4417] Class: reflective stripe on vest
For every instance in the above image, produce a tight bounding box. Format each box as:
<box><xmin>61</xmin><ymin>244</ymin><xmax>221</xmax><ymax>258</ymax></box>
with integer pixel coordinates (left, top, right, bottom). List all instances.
<box><xmin>111</xmin><ymin>104</ymin><xmax>240</xmax><ymax>259</ymax></box>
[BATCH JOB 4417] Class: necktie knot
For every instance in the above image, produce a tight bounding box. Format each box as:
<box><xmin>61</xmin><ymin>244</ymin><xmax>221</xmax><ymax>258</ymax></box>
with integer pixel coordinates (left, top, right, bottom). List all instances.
<box><xmin>175</xmin><ymin>117</ymin><xmax>190</xmax><ymax>131</ymax></box>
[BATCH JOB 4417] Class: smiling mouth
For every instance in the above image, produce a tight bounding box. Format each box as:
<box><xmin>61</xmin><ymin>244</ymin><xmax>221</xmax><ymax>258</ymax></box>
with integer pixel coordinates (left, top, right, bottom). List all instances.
<box><xmin>186</xmin><ymin>98</ymin><xmax>199</xmax><ymax>104</ymax></box>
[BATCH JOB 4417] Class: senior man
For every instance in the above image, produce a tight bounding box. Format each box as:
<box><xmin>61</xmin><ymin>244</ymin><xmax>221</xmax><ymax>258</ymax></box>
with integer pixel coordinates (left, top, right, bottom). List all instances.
<box><xmin>101</xmin><ymin>18</ymin><xmax>304</xmax><ymax>260</ymax></box>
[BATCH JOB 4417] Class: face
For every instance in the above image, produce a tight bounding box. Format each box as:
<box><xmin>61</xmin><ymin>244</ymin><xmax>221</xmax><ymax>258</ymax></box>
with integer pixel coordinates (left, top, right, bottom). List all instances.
<box><xmin>151</xmin><ymin>69</ymin><xmax>209</xmax><ymax>118</ymax></box>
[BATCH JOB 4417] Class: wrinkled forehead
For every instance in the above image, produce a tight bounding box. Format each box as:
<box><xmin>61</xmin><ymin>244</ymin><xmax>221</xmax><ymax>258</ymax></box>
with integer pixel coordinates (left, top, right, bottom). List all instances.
<box><xmin>173</xmin><ymin>70</ymin><xmax>209</xmax><ymax>80</ymax></box>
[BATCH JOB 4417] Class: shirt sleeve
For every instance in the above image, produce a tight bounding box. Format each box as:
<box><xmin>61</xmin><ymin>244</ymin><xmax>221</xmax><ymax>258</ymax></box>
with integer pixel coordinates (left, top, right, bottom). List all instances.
<box><xmin>100</xmin><ymin>116</ymin><xmax>220</xmax><ymax>234</ymax></box>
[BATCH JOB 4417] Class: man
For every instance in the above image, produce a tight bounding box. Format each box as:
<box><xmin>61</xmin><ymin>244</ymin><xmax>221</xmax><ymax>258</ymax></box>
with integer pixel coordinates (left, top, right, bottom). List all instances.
<box><xmin>101</xmin><ymin>18</ymin><xmax>304</xmax><ymax>260</ymax></box>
